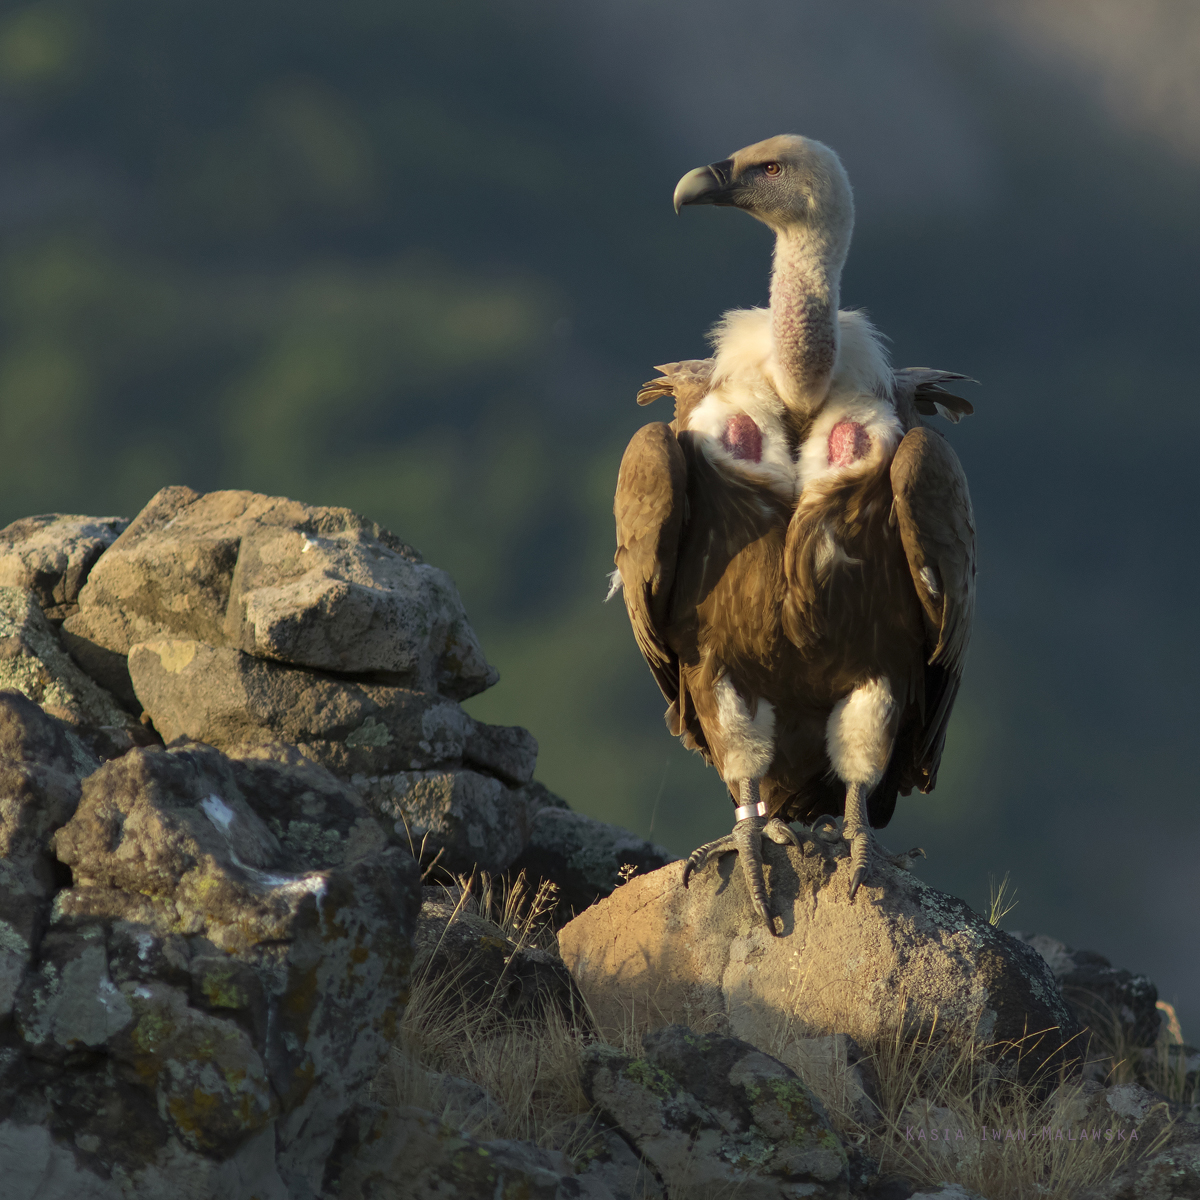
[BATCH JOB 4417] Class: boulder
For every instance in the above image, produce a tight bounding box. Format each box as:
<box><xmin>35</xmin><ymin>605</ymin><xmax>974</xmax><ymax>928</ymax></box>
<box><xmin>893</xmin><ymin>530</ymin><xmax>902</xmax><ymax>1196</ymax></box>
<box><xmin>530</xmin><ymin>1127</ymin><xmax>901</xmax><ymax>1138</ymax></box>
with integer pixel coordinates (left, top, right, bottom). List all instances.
<box><xmin>1013</xmin><ymin>932</ymin><xmax>1160</xmax><ymax>1050</ymax></box>
<box><xmin>328</xmin><ymin>1104</ymin><xmax>615</xmax><ymax>1199</ymax></box>
<box><xmin>509</xmin><ymin>805</ymin><xmax>678</xmax><ymax>924</ymax></box>
<box><xmin>580</xmin><ymin>1025</ymin><xmax>848</xmax><ymax>1198</ymax></box>
<box><xmin>1049</xmin><ymin>1079</ymin><xmax>1177</xmax><ymax>1147</ymax></box>
<box><xmin>559</xmin><ymin>838</ymin><xmax>1082</xmax><ymax>1085</ymax></box>
<box><xmin>358</xmin><ymin>767</ymin><xmax>543</xmax><ymax>875</ymax></box>
<box><xmin>0</xmin><ymin>589</ymin><xmax>145</xmax><ymax>757</ymax></box>
<box><xmin>63</xmin><ymin>486</ymin><xmax>497</xmax><ymax>704</ymax></box>
<box><xmin>1</xmin><ymin>735</ymin><xmax>421</xmax><ymax>1199</ymax></box>
<box><xmin>0</xmin><ymin>513</ymin><xmax>128</xmax><ymax>622</ymax></box>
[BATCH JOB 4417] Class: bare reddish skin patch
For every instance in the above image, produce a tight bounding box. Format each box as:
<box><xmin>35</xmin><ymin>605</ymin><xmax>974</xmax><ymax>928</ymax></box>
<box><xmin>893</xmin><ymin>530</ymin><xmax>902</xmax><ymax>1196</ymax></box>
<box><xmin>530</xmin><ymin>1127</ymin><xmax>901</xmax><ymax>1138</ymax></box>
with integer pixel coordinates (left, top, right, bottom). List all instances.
<box><xmin>722</xmin><ymin>414</ymin><xmax>763</xmax><ymax>462</ymax></box>
<box><xmin>827</xmin><ymin>420</ymin><xmax>871</xmax><ymax>467</ymax></box>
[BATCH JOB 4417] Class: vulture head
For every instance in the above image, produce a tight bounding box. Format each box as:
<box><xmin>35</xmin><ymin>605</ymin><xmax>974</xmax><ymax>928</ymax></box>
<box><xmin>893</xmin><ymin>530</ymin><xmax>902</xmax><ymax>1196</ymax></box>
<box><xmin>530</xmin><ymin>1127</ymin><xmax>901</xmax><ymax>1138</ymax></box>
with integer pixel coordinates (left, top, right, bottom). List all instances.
<box><xmin>673</xmin><ymin>133</ymin><xmax>853</xmax><ymax>251</ymax></box>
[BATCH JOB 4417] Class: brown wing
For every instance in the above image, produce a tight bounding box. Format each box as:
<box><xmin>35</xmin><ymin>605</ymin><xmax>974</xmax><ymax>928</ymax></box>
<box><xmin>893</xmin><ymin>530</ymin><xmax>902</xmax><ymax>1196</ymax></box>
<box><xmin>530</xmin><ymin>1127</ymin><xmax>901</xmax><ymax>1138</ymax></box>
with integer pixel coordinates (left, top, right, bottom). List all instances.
<box><xmin>614</xmin><ymin>422</ymin><xmax>687</xmax><ymax>709</ymax></box>
<box><xmin>890</xmin><ymin>426</ymin><xmax>977</xmax><ymax>790</ymax></box>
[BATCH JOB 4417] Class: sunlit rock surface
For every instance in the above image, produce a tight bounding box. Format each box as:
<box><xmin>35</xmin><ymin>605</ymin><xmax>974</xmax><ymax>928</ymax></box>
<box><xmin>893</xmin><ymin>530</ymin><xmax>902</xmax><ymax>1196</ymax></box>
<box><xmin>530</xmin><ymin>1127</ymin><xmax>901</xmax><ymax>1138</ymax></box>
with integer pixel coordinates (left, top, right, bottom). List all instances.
<box><xmin>559</xmin><ymin>835</ymin><xmax>1082</xmax><ymax>1085</ymax></box>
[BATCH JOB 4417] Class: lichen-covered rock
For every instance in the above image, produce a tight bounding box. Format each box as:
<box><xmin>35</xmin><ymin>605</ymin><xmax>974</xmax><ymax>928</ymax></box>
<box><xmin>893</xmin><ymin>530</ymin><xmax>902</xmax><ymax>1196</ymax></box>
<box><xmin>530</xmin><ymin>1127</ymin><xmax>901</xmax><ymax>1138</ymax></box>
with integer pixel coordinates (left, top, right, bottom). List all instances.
<box><xmin>508</xmin><ymin>805</ymin><xmax>677</xmax><ymax>925</ymax></box>
<box><xmin>327</xmin><ymin>1104</ymin><xmax>614</xmax><ymax>1199</ymax></box>
<box><xmin>1013</xmin><ymin>932</ymin><xmax>1161</xmax><ymax>1050</ymax></box>
<box><xmin>0</xmin><ymin>692</ymin><xmax>98</xmax><ymax>1020</ymax></box>
<box><xmin>779</xmin><ymin>1034</ymin><xmax>883</xmax><ymax>1129</ymax></box>
<box><xmin>0</xmin><ymin>738</ymin><xmax>421</xmax><ymax>1199</ymax></box>
<box><xmin>0</xmin><ymin>513</ymin><xmax>128</xmax><ymax>622</ymax></box>
<box><xmin>360</xmin><ymin>766</ymin><xmax>541</xmax><ymax>875</ymax></box>
<box><xmin>1048</xmin><ymin>1079</ymin><xmax>1176</xmax><ymax>1147</ymax></box>
<box><xmin>62</xmin><ymin>486</ymin><xmax>497</xmax><ymax>700</ymax></box>
<box><xmin>581</xmin><ymin>1025</ymin><xmax>848</xmax><ymax>1199</ymax></box>
<box><xmin>559</xmin><ymin>838</ymin><xmax>1082</xmax><ymax>1085</ymax></box>
<box><xmin>126</xmin><ymin>638</ymin><xmax>540</xmax><ymax>873</ymax></box>
<box><xmin>0</xmin><ymin>589</ymin><xmax>144</xmax><ymax>757</ymax></box>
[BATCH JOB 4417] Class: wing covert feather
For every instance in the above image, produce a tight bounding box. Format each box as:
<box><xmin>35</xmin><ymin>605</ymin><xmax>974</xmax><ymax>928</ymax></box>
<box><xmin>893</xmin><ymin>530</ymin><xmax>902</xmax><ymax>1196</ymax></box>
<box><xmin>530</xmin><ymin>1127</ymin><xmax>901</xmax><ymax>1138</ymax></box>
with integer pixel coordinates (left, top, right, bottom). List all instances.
<box><xmin>614</xmin><ymin>422</ymin><xmax>687</xmax><ymax>705</ymax></box>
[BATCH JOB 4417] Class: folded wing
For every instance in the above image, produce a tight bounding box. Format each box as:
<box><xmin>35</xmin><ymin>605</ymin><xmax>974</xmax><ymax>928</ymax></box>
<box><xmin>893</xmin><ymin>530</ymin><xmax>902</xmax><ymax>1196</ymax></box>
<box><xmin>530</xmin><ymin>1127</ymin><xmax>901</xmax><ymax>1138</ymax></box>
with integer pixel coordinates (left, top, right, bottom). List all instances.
<box><xmin>890</xmin><ymin>425</ymin><xmax>977</xmax><ymax>790</ymax></box>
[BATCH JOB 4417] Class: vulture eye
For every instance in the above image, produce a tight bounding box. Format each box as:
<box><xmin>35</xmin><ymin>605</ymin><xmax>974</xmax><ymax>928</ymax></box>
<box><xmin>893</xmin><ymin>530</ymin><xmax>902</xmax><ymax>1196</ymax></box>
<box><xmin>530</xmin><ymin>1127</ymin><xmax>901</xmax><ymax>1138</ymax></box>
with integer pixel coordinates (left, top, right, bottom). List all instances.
<box><xmin>763</xmin><ymin>162</ymin><xmax>781</xmax><ymax>176</ymax></box>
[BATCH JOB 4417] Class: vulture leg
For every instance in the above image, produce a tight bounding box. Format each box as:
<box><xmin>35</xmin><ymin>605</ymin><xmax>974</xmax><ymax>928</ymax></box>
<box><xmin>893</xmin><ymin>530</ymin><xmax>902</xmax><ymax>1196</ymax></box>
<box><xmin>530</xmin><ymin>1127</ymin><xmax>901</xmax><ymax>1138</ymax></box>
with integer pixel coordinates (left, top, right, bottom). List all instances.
<box><xmin>825</xmin><ymin>678</ymin><xmax>900</xmax><ymax>903</ymax></box>
<box><xmin>843</xmin><ymin>781</ymin><xmax>873</xmax><ymax>901</ymax></box>
<box><xmin>682</xmin><ymin>778</ymin><xmax>800</xmax><ymax>935</ymax></box>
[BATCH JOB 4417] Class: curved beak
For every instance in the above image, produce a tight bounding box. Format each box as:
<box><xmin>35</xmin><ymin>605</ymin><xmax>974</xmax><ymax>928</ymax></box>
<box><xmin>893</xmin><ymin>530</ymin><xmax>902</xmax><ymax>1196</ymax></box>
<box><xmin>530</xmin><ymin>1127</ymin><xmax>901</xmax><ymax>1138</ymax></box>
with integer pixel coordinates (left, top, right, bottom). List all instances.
<box><xmin>673</xmin><ymin>158</ymin><xmax>736</xmax><ymax>213</ymax></box>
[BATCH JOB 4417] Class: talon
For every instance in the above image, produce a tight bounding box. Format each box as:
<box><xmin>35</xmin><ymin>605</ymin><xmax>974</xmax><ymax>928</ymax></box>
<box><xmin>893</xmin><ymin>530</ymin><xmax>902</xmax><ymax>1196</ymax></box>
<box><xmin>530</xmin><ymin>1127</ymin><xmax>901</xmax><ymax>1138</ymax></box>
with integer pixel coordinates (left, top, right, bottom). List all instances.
<box><xmin>764</xmin><ymin>817</ymin><xmax>800</xmax><ymax>847</ymax></box>
<box><xmin>848</xmin><ymin>865</ymin><xmax>867</xmax><ymax>902</ymax></box>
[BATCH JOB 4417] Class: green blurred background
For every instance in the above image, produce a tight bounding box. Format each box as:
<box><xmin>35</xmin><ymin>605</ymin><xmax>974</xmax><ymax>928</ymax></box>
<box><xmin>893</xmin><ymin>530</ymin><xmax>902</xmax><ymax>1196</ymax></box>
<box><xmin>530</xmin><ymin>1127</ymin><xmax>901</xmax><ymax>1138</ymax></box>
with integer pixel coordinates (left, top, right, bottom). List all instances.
<box><xmin>1</xmin><ymin>0</ymin><xmax>1198</xmax><ymax>1030</ymax></box>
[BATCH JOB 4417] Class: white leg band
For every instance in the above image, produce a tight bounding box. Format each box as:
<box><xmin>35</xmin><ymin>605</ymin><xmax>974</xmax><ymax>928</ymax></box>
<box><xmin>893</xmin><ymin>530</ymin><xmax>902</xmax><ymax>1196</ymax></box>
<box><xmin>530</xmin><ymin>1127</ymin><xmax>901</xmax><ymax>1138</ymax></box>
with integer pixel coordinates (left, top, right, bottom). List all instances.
<box><xmin>734</xmin><ymin>800</ymin><xmax>768</xmax><ymax>821</ymax></box>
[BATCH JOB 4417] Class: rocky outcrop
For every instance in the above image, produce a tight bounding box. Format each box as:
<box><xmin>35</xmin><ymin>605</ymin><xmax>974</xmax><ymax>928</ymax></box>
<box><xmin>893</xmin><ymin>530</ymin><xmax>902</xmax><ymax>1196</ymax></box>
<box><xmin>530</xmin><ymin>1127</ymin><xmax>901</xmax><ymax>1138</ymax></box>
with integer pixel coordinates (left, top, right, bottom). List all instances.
<box><xmin>62</xmin><ymin>486</ymin><xmax>497</xmax><ymax>700</ymax></box>
<box><xmin>0</xmin><ymin>489</ymin><xmax>688</xmax><ymax>1199</ymax></box>
<box><xmin>581</xmin><ymin>1025</ymin><xmax>849</xmax><ymax>1199</ymax></box>
<box><xmin>559</xmin><ymin>835</ymin><xmax>1082</xmax><ymax>1085</ymax></box>
<box><xmin>1</xmin><ymin>694</ymin><xmax>421</xmax><ymax>1199</ymax></box>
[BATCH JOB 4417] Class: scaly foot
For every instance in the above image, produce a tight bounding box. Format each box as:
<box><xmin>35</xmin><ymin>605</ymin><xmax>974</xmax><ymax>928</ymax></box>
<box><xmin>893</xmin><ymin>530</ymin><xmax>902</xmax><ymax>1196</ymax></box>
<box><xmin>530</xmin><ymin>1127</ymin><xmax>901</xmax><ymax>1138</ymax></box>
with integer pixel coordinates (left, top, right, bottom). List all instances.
<box><xmin>841</xmin><ymin>785</ymin><xmax>925</xmax><ymax>901</ymax></box>
<box><xmin>682</xmin><ymin>807</ymin><xmax>800</xmax><ymax>935</ymax></box>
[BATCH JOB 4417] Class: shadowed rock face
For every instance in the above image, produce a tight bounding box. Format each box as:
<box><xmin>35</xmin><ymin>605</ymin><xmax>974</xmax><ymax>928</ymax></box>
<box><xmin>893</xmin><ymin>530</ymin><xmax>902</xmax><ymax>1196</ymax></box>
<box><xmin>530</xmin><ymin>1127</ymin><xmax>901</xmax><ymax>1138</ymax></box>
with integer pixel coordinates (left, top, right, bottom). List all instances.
<box><xmin>1013</xmin><ymin>931</ymin><xmax>1162</xmax><ymax>1053</ymax></box>
<box><xmin>559</xmin><ymin>836</ymin><xmax>1082</xmax><ymax>1085</ymax></box>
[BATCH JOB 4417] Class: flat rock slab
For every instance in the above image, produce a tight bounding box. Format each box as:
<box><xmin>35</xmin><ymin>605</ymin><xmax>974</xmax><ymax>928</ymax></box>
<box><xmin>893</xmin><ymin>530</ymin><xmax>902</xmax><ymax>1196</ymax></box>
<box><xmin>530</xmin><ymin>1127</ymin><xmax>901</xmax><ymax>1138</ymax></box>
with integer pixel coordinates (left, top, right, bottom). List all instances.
<box><xmin>127</xmin><ymin>638</ymin><xmax>535</xmax><ymax>783</ymax></box>
<box><xmin>63</xmin><ymin>485</ymin><xmax>497</xmax><ymax>701</ymax></box>
<box><xmin>559</xmin><ymin>838</ymin><xmax>1081</xmax><ymax>1084</ymax></box>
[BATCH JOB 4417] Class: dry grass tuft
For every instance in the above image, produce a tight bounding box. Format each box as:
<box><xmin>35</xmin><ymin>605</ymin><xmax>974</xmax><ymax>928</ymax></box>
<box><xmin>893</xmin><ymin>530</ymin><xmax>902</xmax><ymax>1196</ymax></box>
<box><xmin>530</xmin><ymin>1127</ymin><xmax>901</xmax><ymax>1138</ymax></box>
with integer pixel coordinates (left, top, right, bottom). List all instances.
<box><xmin>377</xmin><ymin>870</ymin><xmax>597</xmax><ymax>1152</ymax></box>
<box><xmin>850</xmin><ymin>1019</ymin><xmax>1170</xmax><ymax>1199</ymax></box>
<box><xmin>988</xmin><ymin>872</ymin><xmax>1019</xmax><ymax>927</ymax></box>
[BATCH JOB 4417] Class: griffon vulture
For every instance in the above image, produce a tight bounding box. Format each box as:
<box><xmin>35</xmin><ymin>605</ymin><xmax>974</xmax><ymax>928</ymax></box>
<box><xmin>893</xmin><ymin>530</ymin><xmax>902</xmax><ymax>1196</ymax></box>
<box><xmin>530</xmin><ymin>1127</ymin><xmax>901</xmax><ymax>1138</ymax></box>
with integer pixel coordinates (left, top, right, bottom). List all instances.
<box><xmin>611</xmin><ymin>135</ymin><xmax>976</xmax><ymax>932</ymax></box>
